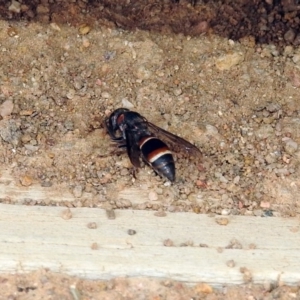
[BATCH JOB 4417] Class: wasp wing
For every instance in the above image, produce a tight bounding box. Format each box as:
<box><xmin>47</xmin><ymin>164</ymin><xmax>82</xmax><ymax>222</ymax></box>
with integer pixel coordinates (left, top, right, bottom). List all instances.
<box><xmin>146</xmin><ymin>120</ymin><xmax>202</xmax><ymax>159</ymax></box>
<box><xmin>124</xmin><ymin>129</ymin><xmax>141</xmax><ymax>168</ymax></box>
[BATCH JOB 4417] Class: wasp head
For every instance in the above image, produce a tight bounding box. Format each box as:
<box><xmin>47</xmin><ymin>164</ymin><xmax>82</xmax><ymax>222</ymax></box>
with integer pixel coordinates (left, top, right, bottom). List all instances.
<box><xmin>105</xmin><ymin>108</ymin><xmax>130</xmax><ymax>140</ymax></box>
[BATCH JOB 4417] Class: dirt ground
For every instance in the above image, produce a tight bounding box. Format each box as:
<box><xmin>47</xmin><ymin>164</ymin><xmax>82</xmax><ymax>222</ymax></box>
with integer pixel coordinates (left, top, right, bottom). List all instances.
<box><xmin>1</xmin><ymin>0</ymin><xmax>300</xmax><ymax>298</ymax></box>
<box><xmin>1</xmin><ymin>269</ymin><xmax>300</xmax><ymax>300</ymax></box>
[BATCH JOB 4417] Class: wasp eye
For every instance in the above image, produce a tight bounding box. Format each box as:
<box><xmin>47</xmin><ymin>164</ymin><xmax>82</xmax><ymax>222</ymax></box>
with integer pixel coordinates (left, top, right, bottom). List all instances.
<box><xmin>116</xmin><ymin>113</ymin><xmax>125</xmax><ymax>126</ymax></box>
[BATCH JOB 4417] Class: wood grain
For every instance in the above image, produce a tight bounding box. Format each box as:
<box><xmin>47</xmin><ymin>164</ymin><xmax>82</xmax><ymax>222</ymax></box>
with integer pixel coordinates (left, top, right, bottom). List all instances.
<box><xmin>0</xmin><ymin>203</ymin><xmax>299</xmax><ymax>287</ymax></box>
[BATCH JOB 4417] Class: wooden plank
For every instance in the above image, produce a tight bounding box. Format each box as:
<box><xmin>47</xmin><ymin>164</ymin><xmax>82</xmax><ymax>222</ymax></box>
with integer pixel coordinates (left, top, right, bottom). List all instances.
<box><xmin>0</xmin><ymin>169</ymin><xmax>78</xmax><ymax>203</ymax></box>
<box><xmin>0</xmin><ymin>203</ymin><xmax>299</xmax><ymax>287</ymax></box>
<box><xmin>0</xmin><ymin>168</ymin><xmax>151</xmax><ymax>205</ymax></box>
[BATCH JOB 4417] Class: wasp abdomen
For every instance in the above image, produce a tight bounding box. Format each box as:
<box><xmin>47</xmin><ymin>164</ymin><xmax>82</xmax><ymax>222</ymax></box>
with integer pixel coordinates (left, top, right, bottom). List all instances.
<box><xmin>139</xmin><ymin>136</ymin><xmax>175</xmax><ymax>182</ymax></box>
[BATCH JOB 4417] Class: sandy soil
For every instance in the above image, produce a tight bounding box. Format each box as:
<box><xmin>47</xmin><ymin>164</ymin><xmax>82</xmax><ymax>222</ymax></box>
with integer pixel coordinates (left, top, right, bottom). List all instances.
<box><xmin>1</xmin><ymin>17</ymin><xmax>300</xmax><ymax>215</ymax></box>
<box><xmin>1</xmin><ymin>0</ymin><xmax>300</xmax><ymax>298</ymax></box>
<box><xmin>0</xmin><ymin>269</ymin><xmax>299</xmax><ymax>300</ymax></box>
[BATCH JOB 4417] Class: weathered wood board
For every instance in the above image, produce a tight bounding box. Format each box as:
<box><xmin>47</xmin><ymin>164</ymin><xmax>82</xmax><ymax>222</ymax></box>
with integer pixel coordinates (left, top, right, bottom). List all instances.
<box><xmin>0</xmin><ymin>169</ymin><xmax>77</xmax><ymax>203</ymax></box>
<box><xmin>0</xmin><ymin>203</ymin><xmax>299</xmax><ymax>287</ymax></box>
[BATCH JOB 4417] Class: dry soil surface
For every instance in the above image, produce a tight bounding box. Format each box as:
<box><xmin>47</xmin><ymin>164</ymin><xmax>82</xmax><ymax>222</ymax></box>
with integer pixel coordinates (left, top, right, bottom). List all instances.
<box><xmin>1</xmin><ymin>13</ymin><xmax>300</xmax><ymax>216</ymax></box>
<box><xmin>0</xmin><ymin>269</ymin><xmax>300</xmax><ymax>300</ymax></box>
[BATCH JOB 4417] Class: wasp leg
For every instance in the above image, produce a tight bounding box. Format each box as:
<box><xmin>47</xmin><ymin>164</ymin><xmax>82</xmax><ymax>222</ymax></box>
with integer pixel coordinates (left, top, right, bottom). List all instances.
<box><xmin>110</xmin><ymin>146</ymin><xmax>126</xmax><ymax>156</ymax></box>
<box><xmin>117</xmin><ymin>143</ymin><xmax>127</xmax><ymax>148</ymax></box>
<box><xmin>111</xmin><ymin>136</ymin><xmax>124</xmax><ymax>141</ymax></box>
<box><xmin>98</xmin><ymin>145</ymin><xmax>126</xmax><ymax>158</ymax></box>
<box><xmin>131</xmin><ymin>166</ymin><xmax>139</xmax><ymax>179</ymax></box>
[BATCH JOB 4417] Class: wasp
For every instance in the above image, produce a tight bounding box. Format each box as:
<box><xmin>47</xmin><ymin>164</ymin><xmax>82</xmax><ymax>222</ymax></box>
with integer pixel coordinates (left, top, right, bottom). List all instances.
<box><xmin>104</xmin><ymin>108</ymin><xmax>202</xmax><ymax>182</ymax></box>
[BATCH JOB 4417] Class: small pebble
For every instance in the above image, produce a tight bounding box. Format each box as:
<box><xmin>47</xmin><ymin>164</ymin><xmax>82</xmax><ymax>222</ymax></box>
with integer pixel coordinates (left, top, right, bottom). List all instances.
<box><xmin>20</xmin><ymin>175</ymin><xmax>33</xmax><ymax>186</ymax></box>
<box><xmin>36</xmin><ymin>4</ymin><xmax>50</xmax><ymax>15</ymax></box>
<box><xmin>266</xmin><ymin>102</ymin><xmax>281</xmax><ymax>113</ymax></box>
<box><xmin>233</xmin><ymin>176</ymin><xmax>240</xmax><ymax>184</ymax></box>
<box><xmin>284</xmin><ymin>139</ymin><xmax>298</xmax><ymax>154</ymax></box>
<box><xmin>122</xmin><ymin>98</ymin><xmax>134</xmax><ymax>108</ymax></box>
<box><xmin>188</xmin><ymin>193</ymin><xmax>197</xmax><ymax>202</ymax></box>
<box><xmin>66</xmin><ymin>89</ymin><xmax>75</xmax><ymax>100</ymax></box>
<box><xmin>240</xmin><ymin>267</ymin><xmax>253</xmax><ymax>283</ymax></box>
<box><xmin>221</xmin><ymin>209</ymin><xmax>230</xmax><ymax>215</ymax></box>
<box><xmin>8</xmin><ymin>0</ymin><xmax>21</xmax><ymax>13</ymax></box>
<box><xmin>133</xmin><ymin>65</ymin><xmax>152</xmax><ymax>80</ymax></box>
<box><xmin>163</xmin><ymin>239</ymin><xmax>174</xmax><ymax>247</ymax></box>
<box><xmin>87</xmin><ymin>222</ymin><xmax>97</xmax><ymax>229</ymax></box>
<box><xmin>78</xmin><ymin>24</ymin><xmax>91</xmax><ymax>35</ymax></box>
<box><xmin>255</xmin><ymin>124</ymin><xmax>274</xmax><ymax>139</ymax></box>
<box><xmin>101</xmin><ymin>92</ymin><xmax>111</xmax><ymax>99</ymax></box>
<box><xmin>19</xmin><ymin>110</ymin><xmax>34</xmax><ymax>116</ymax></box>
<box><xmin>248</xmin><ymin>243</ymin><xmax>257</xmax><ymax>249</ymax></box>
<box><xmin>215</xmin><ymin>52</ymin><xmax>244</xmax><ymax>71</ymax></box>
<box><xmin>265</xmin><ymin>153</ymin><xmax>276</xmax><ymax>164</ymax></box>
<box><xmin>292</xmin><ymin>54</ymin><xmax>300</xmax><ymax>64</ymax></box>
<box><xmin>0</xmin><ymin>100</ymin><xmax>14</xmax><ymax>117</ymax></box>
<box><xmin>120</xmin><ymin>168</ymin><xmax>129</xmax><ymax>176</ymax></box>
<box><xmin>0</xmin><ymin>119</ymin><xmax>21</xmax><ymax>146</ymax></box>
<box><xmin>106</xmin><ymin>209</ymin><xmax>116</xmax><ymax>220</ymax></box>
<box><xmin>194</xmin><ymin>283</ymin><xmax>213</xmax><ymax>294</ymax></box>
<box><xmin>127</xmin><ymin>229</ymin><xmax>136</xmax><ymax>235</ymax></box>
<box><xmin>91</xmin><ymin>242</ymin><xmax>99</xmax><ymax>250</ymax></box>
<box><xmin>190</xmin><ymin>21</ymin><xmax>209</xmax><ymax>35</ymax></box>
<box><xmin>226</xmin><ymin>260</ymin><xmax>235</xmax><ymax>268</ymax></box>
<box><xmin>7</xmin><ymin>27</ymin><xmax>18</xmax><ymax>37</ymax></box>
<box><xmin>205</xmin><ymin>124</ymin><xmax>218</xmax><ymax>135</ymax></box>
<box><xmin>173</xmin><ymin>88</ymin><xmax>182</xmax><ymax>96</ymax></box>
<box><xmin>73</xmin><ymin>185</ymin><xmax>83</xmax><ymax>198</ymax></box>
<box><xmin>226</xmin><ymin>238</ymin><xmax>242</xmax><ymax>249</ymax></box>
<box><xmin>260</xmin><ymin>201</ymin><xmax>270</xmax><ymax>208</ymax></box>
<box><xmin>196</xmin><ymin>179</ymin><xmax>207</xmax><ymax>188</ymax></box>
<box><xmin>275</xmin><ymin>168</ymin><xmax>289</xmax><ymax>175</ymax></box>
<box><xmin>24</xmin><ymin>144</ymin><xmax>39</xmax><ymax>152</ymax></box>
<box><xmin>284</xmin><ymin>29</ymin><xmax>296</xmax><ymax>43</ymax></box>
<box><xmin>283</xmin><ymin>46</ymin><xmax>293</xmax><ymax>57</ymax></box>
<box><xmin>41</xmin><ymin>181</ymin><xmax>52</xmax><ymax>187</ymax></box>
<box><xmin>82</xmin><ymin>37</ymin><xmax>90</xmax><ymax>48</ymax></box>
<box><xmin>61</xmin><ymin>208</ymin><xmax>72</xmax><ymax>220</ymax></box>
<box><xmin>64</xmin><ymin>120</ymin><xmax>74</xmax><ymax>131</ymax></box>
<box><xmin>154</xmin><ymin>211</ymin><xmax>167</xmax><ymax>217</ymax></box>
<box><xmin>50</xmin><ymin>22</ymin><xmax>61</xmax><ymax>31</ymax></box>
<box><xmin>289</xmin><ymin>227</ymin><xmax>299</xmax><ymax>233</ymax></box>
<box><xmin>21</xmin><ymin>134</ymin><xmax>32</xmax><ymax>144</ymax></box>
<box><xmin>155</xmin><ymin>188</ymin><xmax>163</xmax><ymax>195</ymax></box>
<box><xmin>148</xmin><ymin>191</ymin><xmax>158</xmax><ymax>201</ymax></box>
<box><xmin>215</xmin><ymin>217</ymin><xmax>229</xmax><ymax>226</ymax></box>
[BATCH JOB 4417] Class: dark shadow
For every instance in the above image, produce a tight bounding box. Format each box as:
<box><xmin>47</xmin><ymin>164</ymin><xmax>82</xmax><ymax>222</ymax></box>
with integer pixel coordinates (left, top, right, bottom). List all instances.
<box><xmin>1</xmin><ymin>0</ymin><xmax>300</xmax><ymax>46</ymax></box>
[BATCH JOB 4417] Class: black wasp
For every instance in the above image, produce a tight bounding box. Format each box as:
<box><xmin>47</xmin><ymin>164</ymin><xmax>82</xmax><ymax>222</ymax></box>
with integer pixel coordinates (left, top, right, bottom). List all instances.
<box><xmin>104</xmin><ymin>108</ymin><xmax>202</xmax><ymax>182</ymax></box>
